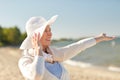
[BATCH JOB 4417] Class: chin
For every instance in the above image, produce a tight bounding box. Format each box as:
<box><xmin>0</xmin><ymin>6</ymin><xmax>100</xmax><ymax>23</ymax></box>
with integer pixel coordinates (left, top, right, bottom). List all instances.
<box><xmin>45</xmin><ymin>42</ymin><xmax>51</xmax><ymax>46</ymax></box>
<box><xmin>47</xmin><ymin>43</ymin><xmax>51</xmax><ymax>46</ymax></box>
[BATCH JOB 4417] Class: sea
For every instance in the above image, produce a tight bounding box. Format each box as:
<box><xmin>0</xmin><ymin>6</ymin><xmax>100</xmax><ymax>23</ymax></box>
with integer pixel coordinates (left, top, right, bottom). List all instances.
<box><xmin>51</xmin><ymin>37</ymin><xmax>120</xmax><ymax>72</ymax></box>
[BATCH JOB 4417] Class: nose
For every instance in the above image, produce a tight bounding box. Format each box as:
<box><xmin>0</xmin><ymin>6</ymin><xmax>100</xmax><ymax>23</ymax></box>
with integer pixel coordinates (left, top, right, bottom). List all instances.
<box><xmin>47</xmin><ymin>31</ymin><xmax>52</xmax><ymax>37</ymax></box>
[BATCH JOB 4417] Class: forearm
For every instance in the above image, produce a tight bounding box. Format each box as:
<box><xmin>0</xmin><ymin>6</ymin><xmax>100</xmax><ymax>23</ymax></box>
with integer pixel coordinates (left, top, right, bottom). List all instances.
<box><xmin>35</xmin><ymin>47</ymin><xmax>43</xmax><ymax>56</ymax></box>
<box><xmin>33</xmin><ymin>56</ymin><xmax>45</xmax><ymax>78</ymax></box>
<box><xmin>18</xmin><ymin>50</ymin><xmax>45</xmax><ymax>80</ymax></box>
<box><xmin>56</xmin><ymin>37</ymin><xmax>96</xmax><ymax>61</ymax></box>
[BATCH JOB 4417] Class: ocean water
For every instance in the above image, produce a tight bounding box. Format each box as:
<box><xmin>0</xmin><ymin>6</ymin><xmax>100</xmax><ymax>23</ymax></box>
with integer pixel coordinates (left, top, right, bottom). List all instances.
<box><xmin>51</xmin><ymin>37</ymin><xmax>120</xmax><ymax>68</ymax></box>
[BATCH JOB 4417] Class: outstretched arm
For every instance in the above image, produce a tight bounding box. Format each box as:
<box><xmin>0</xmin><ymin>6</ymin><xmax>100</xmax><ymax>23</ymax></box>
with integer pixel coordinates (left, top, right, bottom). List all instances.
<box><xmin>53</xmin><ymin>33</ymin><xmax>116</xmax><ymax>62</ymax></box>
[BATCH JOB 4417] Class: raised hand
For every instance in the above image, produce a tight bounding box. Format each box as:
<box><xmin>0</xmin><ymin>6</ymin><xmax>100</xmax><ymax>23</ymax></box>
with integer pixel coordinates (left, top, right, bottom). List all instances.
<box><xmin>31</xmin><ymin>32</ymin><xmax>42</xmax><ymax>56</ymax></box>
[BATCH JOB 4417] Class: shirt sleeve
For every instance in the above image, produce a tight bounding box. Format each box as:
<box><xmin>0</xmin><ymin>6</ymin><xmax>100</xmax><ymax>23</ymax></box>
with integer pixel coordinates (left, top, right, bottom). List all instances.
<box><xmin>18</xmin><ymin>51</ymin><xmax>45</xmax><ymax>80</ymax></box>
<box><xmin>53</xmin><ymin>37</ymin><xmax>96</xmax><ymax>62</ymax></box>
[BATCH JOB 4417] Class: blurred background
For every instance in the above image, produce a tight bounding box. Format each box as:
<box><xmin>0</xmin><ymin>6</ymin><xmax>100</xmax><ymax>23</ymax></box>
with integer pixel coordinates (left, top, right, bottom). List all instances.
<box><xmin>0</xmin><ymin>0</ymin><xmax>120</xmax><ymax>80</ymax></box>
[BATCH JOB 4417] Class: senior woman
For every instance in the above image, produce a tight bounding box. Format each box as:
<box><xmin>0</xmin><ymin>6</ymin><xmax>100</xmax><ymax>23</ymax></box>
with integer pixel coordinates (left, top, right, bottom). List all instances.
<box><xmin>18</xmin><ymin>15</ymin><xmax>115</xmax><ymax>80</ymax></box>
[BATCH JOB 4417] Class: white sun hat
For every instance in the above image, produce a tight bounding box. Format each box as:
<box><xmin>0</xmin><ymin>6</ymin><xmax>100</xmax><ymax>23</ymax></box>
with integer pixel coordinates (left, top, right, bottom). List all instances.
<box><xmin>20</xmin><ymin>15</ymin><xmax>58</xmax><ymax>49</ymax></box>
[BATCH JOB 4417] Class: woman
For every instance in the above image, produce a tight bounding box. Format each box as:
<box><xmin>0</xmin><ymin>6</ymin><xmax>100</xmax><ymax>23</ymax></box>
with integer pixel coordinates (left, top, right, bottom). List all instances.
<box><xmin>18</xmin><ymin>15</ymin><xmax>115</xmax><ymax>80</ymax></box>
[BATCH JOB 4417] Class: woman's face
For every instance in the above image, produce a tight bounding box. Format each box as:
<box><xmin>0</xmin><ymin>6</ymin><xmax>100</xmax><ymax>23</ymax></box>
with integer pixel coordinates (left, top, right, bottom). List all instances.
<box><xmin>40</xmin><ymin>25</ymin><xmax>52</xmax><ymax>48</ymax></box>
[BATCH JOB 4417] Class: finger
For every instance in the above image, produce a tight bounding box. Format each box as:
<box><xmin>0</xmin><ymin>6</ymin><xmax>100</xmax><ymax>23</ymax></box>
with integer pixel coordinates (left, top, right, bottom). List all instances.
<box><xmin>106</xmin><ymin>36</ymin><xmax>116</xmax><ymax>41</ymax></box>
<box><xmin>35</xmin><ymin>33</ymin><xmax>38</xmax><ymax>42</ymax></box>
<box><xmin>37</xmin><ymin>32</ymin><xmax>39</xmax><ymax>41</ymax></box>
<box><xmin>102</xmin><ymin>33</ymin><xmax>106</xmax><ymax>37</ymax></box>
<box><xmin>34</xmin><ymin>33</ymin><xmax>38</xmax><ymax>44</ymax></box>
<box><xmin>110</xmin><ymin>36</ymin><xmax>116</xmax><ymax>40</ymax></box>
<box><xmin>31</xmin><ymin>34</ymin><xmax>36</xmax><ymax>47</ymax></box>
<box><xmin>112</xmin><ymin>36</ymin><xmax>116</xmax><ymax>39</ymax></box>
<box><xmin>38</xmin><ymin>32</ymin><xmax>41</xmax><ymax>41</ymax></box>
<box><xmin>32</xmin><ymin>34</ymin><xmax>35</xmax><ymax>42</ymax></box>
<box><xmin>35</xmin><ymin>33</ymin><xmax>40</xmax><ymax>45</ymax></box>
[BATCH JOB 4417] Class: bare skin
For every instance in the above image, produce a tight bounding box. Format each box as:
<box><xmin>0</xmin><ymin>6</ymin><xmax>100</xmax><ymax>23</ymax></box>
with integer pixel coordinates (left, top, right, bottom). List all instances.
<box><xmin>95</xmin><ymin>33</ymin><xmax>116</xmax><ymax>43</ymax></box>
<box><xmin>31</xmin><ymin>25</ymin><xmax>52</xmax><ymax>56</ymax></box>
<box><xmin>31</xmin><ymin>25</ymin><xmax>116</xmax><ymax>56</ymax></box>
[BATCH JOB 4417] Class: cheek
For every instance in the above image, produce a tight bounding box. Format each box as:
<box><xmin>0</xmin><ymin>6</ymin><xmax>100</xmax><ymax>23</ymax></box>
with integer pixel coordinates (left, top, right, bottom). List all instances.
<box><xmin>50</xmin><ymin>32</ymin><xmax>52</xmax><ymax>36</ymax></box>
<box><xmin>51</xmin><ymin>33</ymin><xmax>52</xmax><ymax>37</ymax></box>
<box><xmin>40</xmin><ymin>36</ymin><xmax>45</xmax><ymax>43</ymax></box>
<box><xmin>40</xmin><ymin>37</ymin><xmax>45</xmax><ymax>43</ymax></box>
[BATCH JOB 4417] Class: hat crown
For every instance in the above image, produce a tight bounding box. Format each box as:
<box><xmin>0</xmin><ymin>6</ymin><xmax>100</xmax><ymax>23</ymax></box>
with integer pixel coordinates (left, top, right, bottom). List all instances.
<box><xmin>26</xmin><ymin>16</ymin><xmax>47</xmax><ymax>36</ymax></box>
<box><xmin>20</xmin><ymin>15</ymin><xmax>58</xmax><ymax>49</ymax></box>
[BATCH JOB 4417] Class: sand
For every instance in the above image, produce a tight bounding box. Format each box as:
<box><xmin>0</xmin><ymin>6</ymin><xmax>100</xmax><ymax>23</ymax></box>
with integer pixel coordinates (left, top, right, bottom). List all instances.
<box><xmin>0</xmin><ymin>47</ymin><xmax>120</xmax><ymax>80</ymax></box>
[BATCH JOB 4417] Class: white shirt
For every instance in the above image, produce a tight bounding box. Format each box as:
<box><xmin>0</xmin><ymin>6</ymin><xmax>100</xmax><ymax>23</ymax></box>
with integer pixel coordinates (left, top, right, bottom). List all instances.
<box><xmin>18</xmin><ymin>38</ymin><xmax>96</xmax><ymax>80</ymax></box>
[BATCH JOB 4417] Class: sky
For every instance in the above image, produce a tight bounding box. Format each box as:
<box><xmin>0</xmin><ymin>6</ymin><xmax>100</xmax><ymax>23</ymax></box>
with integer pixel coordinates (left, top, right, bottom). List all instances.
<box><xmin>0</xmin><ymin>0</ymin><xmax>120</xmax><ymax>39</ymax></box>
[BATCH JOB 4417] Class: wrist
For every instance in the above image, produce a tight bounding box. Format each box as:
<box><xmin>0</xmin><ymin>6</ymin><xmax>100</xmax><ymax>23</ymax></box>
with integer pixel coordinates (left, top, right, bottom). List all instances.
<box><xmin>95</xmin><ymin>36</ymin><xmax>104</xmax><ymax>43</ymax></box>
<box><xmin>35</xmin><ymin>47</ymin><xmax>43</xmax><ymax>56</ymax></box>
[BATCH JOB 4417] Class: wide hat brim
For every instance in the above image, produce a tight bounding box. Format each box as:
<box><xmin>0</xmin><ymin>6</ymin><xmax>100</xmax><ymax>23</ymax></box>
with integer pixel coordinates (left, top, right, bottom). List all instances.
<box><xmin>20</xmin><ymin>15</ymin><xmax>58</xmax><ymax>49</ymax></box>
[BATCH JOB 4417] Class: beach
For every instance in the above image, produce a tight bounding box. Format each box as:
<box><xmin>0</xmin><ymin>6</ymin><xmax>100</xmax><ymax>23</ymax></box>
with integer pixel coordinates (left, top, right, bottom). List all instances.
<box><xmin>0</xmin><ymin>47</ymin><xmax>120</xmax><ymax>80</ymax></box>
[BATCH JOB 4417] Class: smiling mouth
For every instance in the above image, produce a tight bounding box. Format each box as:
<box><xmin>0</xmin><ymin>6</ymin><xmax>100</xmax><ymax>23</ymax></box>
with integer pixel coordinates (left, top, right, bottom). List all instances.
<box><xmin>46</xmin><ymin>39</ymin><xmax>51</xmax><ymax>41</ymax></box>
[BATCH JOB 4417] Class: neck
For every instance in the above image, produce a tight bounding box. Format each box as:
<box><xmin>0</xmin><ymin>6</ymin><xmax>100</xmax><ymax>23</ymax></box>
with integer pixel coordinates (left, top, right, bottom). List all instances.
<box><xmin>42</xmin><ymin>46</ymin><xmax>48</xmax><ymax>52</ymax></box>
<box><xmin>42</xmin><ymin>46</ymin><xmax>52</xmax><ymax>55</ymax></box>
